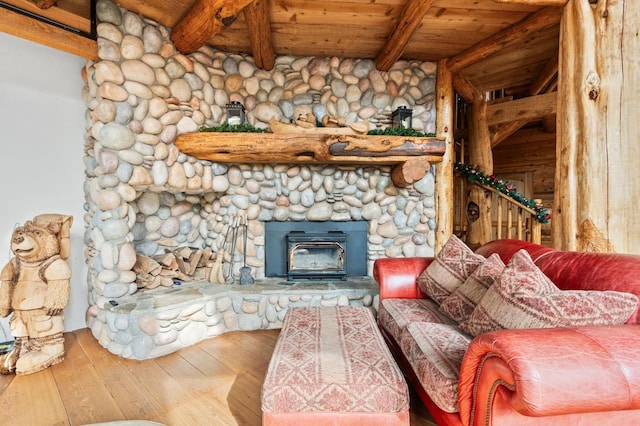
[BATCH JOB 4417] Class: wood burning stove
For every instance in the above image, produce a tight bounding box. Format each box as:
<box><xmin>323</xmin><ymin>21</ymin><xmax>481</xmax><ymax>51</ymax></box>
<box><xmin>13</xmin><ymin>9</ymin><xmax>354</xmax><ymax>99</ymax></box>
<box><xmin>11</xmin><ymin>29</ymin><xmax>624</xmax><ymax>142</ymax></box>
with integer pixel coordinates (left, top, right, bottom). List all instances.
<box><xmin>264</xmin><ymin>221</ymin><xmax>367</xmax><ymax>281</ymax></box>
<box><xmin>286</xmin><ymin>231</ymin><xmax>347</xmax><ymax>280</ymax></box>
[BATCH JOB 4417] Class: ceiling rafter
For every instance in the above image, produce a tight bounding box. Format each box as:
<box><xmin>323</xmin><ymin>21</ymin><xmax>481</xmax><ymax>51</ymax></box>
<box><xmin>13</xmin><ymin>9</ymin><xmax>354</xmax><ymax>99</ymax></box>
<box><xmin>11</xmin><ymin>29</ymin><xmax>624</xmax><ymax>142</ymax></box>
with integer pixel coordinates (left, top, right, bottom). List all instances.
<box><xmin>170</xmin><ymin>0</ymin><xmax>256</xmax><ymax>54</ymax></box>
<box><xmin>452</xmin><ymin>72</ymin><xmax>484</xmax><ymax>104</ymax></box>
<box><xmin>446</xmin><ymin>7</ymin><xmax>562</xmax><ymax>73</ymax></box>
<box><xmin>0</xmin><ymin>1</ymin><xmax>96</xmax><ymax>59</ymax></box>
<box><xmin>487</xmin><ymin>92</ymin><xmax>557</xmax><ymax>126</ymax></box>
<box><xmin>375</xmin><ymin>0</ymin><xmax>435</xmax><ymax>72</ymax></box>
<box><xmin>527</xmin><ymin>52</ymin><xmax>558</xmax><ymax>96</ymax></box>
<box><xmin>492</xmin><ymin>0</ymin><xmax>567</xmax><ymax>6</ymax></box>
<box><xmin>30</xmin><ymin>0</ymin><xmax>56</xmax><ymax>9</ymax></box>
<box><xmin>243</xmin><ymin>0</ymin><xmax>274</xmax><ymax>70</ymax></box>
<box><xmin>491</xmin><ymin>52</ymin><xmax>558</xmax><ymax>145</ymax></box>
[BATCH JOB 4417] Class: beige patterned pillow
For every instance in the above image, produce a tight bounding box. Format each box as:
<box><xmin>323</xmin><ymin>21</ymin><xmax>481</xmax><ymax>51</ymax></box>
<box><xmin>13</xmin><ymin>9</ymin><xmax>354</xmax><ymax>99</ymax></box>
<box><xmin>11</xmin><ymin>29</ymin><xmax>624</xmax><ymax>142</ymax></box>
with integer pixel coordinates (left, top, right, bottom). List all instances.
<box><xmin>439</xmin><ymin>253</ymin><xmax>505</xmax><ymax>323</ymax></box>
<box><xmin>460</xmin><ymin>249</ymin><xmax>639</xmax><ymax>337</ymax></box>
<box><xmin>417</xmin><ymin>234</ymin><xmax>485</xmax><ymax>304</ymax></box>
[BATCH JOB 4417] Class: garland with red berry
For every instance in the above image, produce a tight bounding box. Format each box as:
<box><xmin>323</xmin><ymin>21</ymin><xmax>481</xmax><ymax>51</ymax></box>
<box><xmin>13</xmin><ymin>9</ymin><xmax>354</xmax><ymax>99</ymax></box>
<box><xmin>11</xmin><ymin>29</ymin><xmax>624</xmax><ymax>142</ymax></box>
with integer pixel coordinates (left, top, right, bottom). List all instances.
<box><xmin>454</xmin><ymin>162</ymin><xmax>551</xmax><ymax>224</ymax></box>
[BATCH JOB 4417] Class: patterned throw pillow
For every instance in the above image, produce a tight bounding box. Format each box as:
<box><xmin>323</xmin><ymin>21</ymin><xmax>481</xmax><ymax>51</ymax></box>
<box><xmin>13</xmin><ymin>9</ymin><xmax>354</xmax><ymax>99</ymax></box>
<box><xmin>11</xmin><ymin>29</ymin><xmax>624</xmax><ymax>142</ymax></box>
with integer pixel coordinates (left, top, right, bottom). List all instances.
<box><xmin>417</xmin><ymin>234</ymin><xmax>485</xmax><ymax>304</ymax></box>
<box><xmin>439</xmin><ymin>253</ymin><xmax>505</xmax><ymax>323</ymax></box>
<box><xmin>460</xmin><ymin>249</ymin><xmax>639</xmax><ymax>337</ymax></box>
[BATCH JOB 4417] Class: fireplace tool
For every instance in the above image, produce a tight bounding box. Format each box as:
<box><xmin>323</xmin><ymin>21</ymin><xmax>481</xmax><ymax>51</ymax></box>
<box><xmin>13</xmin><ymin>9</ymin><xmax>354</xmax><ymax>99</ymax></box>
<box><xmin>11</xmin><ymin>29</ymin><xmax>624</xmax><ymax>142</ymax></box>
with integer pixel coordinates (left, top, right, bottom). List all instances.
<box><xmin>225</xmin><ymin>215</ymin><xmax>240</xmax><ymax>284</ymax></box>
<box><xmin>239</xmin><ymin>215</ymin><xmax>254</xmax><ymax>285</ymax></box>
<box><xmin>209</xmin><ymin>219</ymin><xmax>231</xmax><ymax>284</ymax></box>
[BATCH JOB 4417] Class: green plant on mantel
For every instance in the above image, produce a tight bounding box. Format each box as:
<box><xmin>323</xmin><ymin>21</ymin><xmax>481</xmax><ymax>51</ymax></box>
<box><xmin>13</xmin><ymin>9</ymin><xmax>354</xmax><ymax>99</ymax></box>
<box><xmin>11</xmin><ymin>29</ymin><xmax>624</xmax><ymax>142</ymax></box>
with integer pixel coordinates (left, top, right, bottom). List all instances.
<box><xmin>199</xmin><ymin>123</ymin><xmax>435</xmax><ymax>137</ymax></box>
<box><xmin>200</xmin><ymin>123</ymin><xmax>268</xmax><ymax>133</ymax></box>
<box><xmin>366</xmin><ymin>128</ymin><xmax>435</xmax><ymax>137</ymax></box>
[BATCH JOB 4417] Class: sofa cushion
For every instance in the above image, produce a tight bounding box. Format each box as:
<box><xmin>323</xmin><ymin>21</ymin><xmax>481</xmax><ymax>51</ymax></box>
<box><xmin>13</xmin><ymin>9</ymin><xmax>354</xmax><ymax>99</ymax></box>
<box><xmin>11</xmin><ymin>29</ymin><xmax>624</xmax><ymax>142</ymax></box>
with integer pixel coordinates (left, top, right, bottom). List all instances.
<box><xmin>379</xmin><ymin>298</ymin><xmax>456</xmax><ymax>343</ymax></box>
<box><xmin>460</xmin><ymin>249</ymin><xmax>640</xmax><ymax>336</ymax></box>
<box><xmin>417</xmin><ymin>234</ymin><xmax>485</xmax><ymax>304</ymax></box>
<box><xmin>399</xmin><ymin>322</ymin><xmax>472</xmax><ymax>413</ymax></box>
<box><xmin>439</xmin><ymin>253</ymin><xmax>505</xmax><ymax>322</ymax></box>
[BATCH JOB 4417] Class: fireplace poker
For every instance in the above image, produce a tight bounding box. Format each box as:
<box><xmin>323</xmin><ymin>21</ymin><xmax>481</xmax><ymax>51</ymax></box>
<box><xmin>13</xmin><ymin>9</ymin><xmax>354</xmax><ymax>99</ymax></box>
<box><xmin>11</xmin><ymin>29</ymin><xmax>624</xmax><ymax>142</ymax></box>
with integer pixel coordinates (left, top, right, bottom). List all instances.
<box><xmin>239</xmin><ymin>215</ymin><xmax>254</xmax><ymax>285</ymax></box>
<box><xmin>225</xmin><ymin>215</ymin><xmax>240</xmax><ymax>283</ymax></box>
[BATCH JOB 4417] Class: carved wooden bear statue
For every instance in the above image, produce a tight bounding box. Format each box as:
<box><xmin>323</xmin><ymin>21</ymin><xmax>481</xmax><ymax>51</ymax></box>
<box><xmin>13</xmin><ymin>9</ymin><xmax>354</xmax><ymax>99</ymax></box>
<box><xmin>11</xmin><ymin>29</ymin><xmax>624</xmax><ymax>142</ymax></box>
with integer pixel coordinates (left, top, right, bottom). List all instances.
<box><xmin>0</xmin><ymin>214</ymin><xmax>72</xmax><ymax>375</ymax></box>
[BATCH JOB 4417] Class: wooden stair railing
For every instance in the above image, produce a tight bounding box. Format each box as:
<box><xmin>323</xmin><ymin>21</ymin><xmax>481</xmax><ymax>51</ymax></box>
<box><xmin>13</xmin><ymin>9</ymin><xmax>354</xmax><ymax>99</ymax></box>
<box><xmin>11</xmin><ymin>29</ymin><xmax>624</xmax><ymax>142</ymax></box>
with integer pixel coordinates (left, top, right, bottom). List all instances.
<box><xmin>454</xmin><ymin>177</ymin><xmax>542</xmax><ymax>245</ymax></box>
<box><xmin>483</xmin><ymin>182</ymin><xmax>542</xmax><ymax>244</ymax></box>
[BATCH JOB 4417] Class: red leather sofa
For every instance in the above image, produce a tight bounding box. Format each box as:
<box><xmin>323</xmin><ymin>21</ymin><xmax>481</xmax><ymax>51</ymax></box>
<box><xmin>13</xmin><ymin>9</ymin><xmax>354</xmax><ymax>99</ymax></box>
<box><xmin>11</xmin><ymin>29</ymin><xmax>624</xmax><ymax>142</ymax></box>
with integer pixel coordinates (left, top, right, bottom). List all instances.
<box><xmin>374</xmin><ymin>239</ymin><xmax>640</xmax><ymax>425</ymax></box>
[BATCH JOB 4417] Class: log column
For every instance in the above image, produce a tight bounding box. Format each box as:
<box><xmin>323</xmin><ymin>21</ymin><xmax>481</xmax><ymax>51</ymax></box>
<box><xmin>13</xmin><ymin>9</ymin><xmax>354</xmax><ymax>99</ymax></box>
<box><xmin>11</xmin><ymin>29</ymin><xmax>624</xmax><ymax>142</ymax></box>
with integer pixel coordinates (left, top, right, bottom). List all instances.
<box><xmin>435</xmin><ymin>60</ymin><xmax>454</xmax><ymax>252</ymax></box>
<box><xmin>554</xmin><ymin>0</ymin><xmax>640</xmax><ymax>253</ymax></box>
<box><xmin>453</xmin><ymin>73</ymin><xmax>493</xmax><ymax>248</ymax></box>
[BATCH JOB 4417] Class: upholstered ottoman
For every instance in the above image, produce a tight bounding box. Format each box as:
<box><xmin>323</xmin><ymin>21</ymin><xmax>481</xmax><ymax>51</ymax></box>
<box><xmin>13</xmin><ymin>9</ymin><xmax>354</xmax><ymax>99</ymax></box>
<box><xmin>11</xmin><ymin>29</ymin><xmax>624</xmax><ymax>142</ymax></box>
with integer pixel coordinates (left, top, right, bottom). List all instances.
<box><xmin>261</xmin><ymin>306</ymin><xmax>410</xmax><ymax>425</ymax></box>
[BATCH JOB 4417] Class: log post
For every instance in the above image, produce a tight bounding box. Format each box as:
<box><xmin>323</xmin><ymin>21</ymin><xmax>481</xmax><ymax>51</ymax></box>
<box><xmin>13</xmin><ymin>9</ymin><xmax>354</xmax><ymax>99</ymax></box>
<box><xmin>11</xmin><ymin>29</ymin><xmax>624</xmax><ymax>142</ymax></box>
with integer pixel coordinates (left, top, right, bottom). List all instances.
<box><xmin>435</xmin><ymin>60</ymin><xmax>454</xmax><ymax>252</ymax></box>
<box><xmin>554</xmin><ymin>0</ymin><xmax>640</xmax><ymax>253</ymax></box>
<box><xmin>453</xmin><ymin>73</ymin><xmax>493</xmax><ymax>248</ymax></box>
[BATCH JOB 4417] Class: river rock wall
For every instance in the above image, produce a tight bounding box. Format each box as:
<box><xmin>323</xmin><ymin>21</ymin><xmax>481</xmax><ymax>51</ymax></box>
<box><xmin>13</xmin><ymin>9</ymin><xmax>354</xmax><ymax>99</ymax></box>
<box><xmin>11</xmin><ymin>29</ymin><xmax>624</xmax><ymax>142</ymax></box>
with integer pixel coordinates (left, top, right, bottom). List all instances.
<box><xmin>83</xmin><ymin>0</ymin><xmax>439</xmax><ymax>311</ymax></box>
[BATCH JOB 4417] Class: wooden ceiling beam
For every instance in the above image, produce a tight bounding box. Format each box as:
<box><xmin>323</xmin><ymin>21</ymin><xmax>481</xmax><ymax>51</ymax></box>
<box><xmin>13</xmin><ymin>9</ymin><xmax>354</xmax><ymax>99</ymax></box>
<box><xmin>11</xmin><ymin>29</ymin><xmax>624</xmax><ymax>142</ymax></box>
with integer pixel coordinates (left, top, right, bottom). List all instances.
<box><xmin>446</xmin><ymin>7</ymin><xmax>562</xmax><ymax>73</ymax></box>
<box><xmin>29</xmin><ymin>0</ymin><xmax>57</xmax><ymax>9</ymax></box>
<box><xmin>487</xmin><ymin>92</ymin><xmax>557</xmax><ymax>126</ymax></box>
<box><xmin>491</xmin><ymin>121</ymin><xmax>528</xmax><ymax>147</ymax></box>
<box><xmin>492</xmin><ymin>0</ymin><xmax>568</xmax><ymax>6</ymax></box>
<box><xmin>375</xmin><ymin>0</ymin><xmax>435</xmax><ymax>72</ymax></box>
<box><xmin>1</xmin><ymin>0</ymin><xmax>92</xmax><ymax>33</ymax></box>
<box><xmin>171</xmin><ymin>0</ymin><xmax>255</xmax><ymax>54</ymax></box>
<box><xmin>243</xmin><ymin>0</ymin><xmax>274</xmax><ymax>70</ymax></box>
<box><xmin>491</xmin><ymin>52</ymin><xmax>558</xmax><ymax>146</ymax></box>
<box><xmin>452</xmin><ymin>72</ymin><xmax>484</xmax><ymax>104</ymax></box>
<box><xmin>0</xmin><ymin>3</ymin><xmax>97</xmax><ymax>59</ymax></box>
<box><xmin>528</xmin><ymin>52</ymin><xmax>558</xmax><ymax>95</ymax></box>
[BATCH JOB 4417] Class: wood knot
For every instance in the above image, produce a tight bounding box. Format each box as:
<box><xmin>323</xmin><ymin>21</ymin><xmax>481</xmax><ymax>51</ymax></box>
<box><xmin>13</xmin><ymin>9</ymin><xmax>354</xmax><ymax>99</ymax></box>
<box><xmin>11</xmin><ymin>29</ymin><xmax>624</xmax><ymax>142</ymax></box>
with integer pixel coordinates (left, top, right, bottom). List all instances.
<box><xmin>585</xmin><ymin>71</ymin><xmax>601</xmax><ymax>101</ymax></box>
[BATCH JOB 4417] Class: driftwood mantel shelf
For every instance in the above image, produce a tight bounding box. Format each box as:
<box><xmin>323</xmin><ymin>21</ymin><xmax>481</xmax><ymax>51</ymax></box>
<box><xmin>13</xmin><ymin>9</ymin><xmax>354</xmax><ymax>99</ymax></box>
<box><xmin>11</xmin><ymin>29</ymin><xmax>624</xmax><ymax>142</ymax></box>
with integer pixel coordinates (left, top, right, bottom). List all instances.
<box><xmin>174</xmin><ymin>132</ymin><xmax>446</xmax><ymax>187</ymax></box>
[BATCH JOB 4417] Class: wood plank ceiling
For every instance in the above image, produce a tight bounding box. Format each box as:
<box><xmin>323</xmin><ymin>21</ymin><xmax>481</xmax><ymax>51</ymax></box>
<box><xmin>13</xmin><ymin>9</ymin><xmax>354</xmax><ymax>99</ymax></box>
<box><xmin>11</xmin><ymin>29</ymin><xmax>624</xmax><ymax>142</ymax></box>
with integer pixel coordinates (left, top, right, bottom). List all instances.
<box><xmin>0</xmin><ymin>0</ymin><xmax>563</xmax><ymax>99</ymax></box>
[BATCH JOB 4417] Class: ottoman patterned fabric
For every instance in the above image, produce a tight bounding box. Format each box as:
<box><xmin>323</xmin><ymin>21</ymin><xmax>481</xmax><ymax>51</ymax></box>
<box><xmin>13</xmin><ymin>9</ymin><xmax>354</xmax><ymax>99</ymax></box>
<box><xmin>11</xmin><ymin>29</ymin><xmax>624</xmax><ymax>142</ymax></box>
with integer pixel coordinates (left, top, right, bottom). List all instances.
<box><xmin>262</xmin><ymin>306</ymin><xmax>409</xmax><ymax>414</ymax></box>
<box><xmin>399</xmin><ymin>322</ymin><xmax>472</xmax><ymax>413</ymax></box>
<box><xmin>379</xmin><ymin>298</ymin><xmax>457</xmax><ymax>343</ymax></box>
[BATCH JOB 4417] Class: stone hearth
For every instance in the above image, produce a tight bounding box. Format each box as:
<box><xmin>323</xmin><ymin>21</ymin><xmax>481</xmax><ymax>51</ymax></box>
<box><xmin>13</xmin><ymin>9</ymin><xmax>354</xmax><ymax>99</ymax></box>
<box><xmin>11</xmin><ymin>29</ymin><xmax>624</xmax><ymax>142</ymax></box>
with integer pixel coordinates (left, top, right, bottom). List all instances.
<box><xmin>89</xmin><ymin>278</ymin><xmax>378</xmax><ymax>359</ymax></box>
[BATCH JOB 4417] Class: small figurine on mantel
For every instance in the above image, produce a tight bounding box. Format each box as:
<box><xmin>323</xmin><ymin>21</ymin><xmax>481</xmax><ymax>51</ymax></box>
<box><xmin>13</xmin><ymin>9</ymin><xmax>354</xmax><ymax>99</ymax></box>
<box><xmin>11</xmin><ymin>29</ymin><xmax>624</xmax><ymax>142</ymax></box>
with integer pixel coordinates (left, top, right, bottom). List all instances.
<box><xmin>0</xmin><ymin>214</ymin><xmax>73</xmax><ymax>375</ymax></box>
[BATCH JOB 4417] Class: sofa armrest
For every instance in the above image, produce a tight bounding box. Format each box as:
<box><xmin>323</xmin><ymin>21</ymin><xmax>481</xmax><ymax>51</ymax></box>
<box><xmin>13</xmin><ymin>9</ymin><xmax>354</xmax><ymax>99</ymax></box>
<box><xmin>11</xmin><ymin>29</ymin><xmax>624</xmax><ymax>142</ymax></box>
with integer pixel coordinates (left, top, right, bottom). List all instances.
<box><xmin>458</xmin><ymin>325</ymin><xmax>640</xmax><ymax>425</ymax></box>
<box><xmin>373</xmin><ymin>257</ymin><xmax>432</xmax><ymax>301</ymax></box>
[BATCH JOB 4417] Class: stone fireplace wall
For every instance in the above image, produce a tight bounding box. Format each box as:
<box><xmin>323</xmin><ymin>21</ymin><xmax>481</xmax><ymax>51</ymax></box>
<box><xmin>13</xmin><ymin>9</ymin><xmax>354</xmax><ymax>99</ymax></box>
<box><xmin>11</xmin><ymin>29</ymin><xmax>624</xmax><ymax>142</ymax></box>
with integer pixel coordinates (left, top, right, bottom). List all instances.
<box><xmin>83</xmin><ymin>1</ymin><xmax>438</xmax><ymax>356</ymax></box>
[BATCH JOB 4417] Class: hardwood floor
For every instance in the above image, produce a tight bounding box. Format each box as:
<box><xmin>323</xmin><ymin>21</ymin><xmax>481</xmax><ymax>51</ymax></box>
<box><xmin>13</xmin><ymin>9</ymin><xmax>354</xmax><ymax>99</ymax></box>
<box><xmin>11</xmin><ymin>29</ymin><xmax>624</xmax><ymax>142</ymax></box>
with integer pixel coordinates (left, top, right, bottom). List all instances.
<box><xmin>0</xmin><ymin>328</ymin><xmax>437</xmax><ymax>425</ymax></box>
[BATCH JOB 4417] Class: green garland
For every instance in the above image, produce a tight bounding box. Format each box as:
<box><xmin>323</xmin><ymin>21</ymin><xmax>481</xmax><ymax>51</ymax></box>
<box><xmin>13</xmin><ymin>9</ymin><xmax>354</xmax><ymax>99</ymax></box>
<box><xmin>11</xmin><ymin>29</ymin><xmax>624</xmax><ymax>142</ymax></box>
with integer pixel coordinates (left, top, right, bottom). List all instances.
<box><xmin>199</xmin><ymin>123</ymin><xmax>435</xmax><ymax>137</ymax></box>
<box><xmin>366</xmin><ymin>128</ymin><xmax>435</xmax><ymax>137</ymax></box>
<box><xmin>200</xmin><ymin>123</ymin><xmax>268</xmax><ymax>133</ymax></box>
<box><xmin>454</xmin><ymin>162</ymin><xmax>551</xmax><ymax>224</ymax></box>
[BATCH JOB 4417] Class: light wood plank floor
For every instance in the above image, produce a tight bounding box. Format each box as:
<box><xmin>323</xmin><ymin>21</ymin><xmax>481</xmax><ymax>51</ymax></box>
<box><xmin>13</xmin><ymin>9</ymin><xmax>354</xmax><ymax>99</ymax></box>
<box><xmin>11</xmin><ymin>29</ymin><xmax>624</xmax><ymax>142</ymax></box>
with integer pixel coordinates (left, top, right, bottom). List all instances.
<box><xmin>0</xmin><ymin>328</ymin><xmax>437</xmax><ymax>425</ymax></box>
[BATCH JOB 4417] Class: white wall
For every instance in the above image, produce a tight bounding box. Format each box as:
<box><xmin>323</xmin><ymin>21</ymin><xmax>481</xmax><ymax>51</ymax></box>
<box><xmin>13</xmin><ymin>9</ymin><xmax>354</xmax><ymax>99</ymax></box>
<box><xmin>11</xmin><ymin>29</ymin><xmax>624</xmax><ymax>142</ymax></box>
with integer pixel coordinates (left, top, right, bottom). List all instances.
<box><xmin>0</xmin><ymin>32</ymin><xmax>88</xmax><ymax>339</ymax></box>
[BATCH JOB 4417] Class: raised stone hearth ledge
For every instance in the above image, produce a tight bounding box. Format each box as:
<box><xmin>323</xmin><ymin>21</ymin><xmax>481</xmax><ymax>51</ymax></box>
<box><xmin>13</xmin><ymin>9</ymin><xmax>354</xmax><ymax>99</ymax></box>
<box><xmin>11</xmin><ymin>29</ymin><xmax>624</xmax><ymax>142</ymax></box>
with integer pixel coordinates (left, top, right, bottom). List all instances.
<box><xmin>175</xmin><ymin>132</ymin><xmax>445</xmax><ymax>187</ymax></box>
<box><xmin>86</xmin><ymin>278</ymin><xmax>378</xmax><ymax>360</ymax></box>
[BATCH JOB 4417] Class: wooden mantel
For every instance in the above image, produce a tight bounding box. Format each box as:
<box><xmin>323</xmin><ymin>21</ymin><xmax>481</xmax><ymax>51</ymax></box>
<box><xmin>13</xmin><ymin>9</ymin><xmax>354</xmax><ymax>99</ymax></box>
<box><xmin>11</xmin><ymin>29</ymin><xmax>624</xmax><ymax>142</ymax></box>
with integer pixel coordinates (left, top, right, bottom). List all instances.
<box><xmin>174</xmin><ymin>132</ymin><xmax>446</xmax><ymax>187</ymax></box>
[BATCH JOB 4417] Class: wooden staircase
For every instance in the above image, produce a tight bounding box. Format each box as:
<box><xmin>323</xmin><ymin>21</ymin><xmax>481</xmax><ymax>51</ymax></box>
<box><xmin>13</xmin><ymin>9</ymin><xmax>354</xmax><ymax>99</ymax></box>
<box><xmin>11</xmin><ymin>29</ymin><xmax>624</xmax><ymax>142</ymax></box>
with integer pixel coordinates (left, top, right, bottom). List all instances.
<box><xmin>454</xmin><ymin>174</ymin><xmax>547</xmax><ymax>246</ymax></box>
